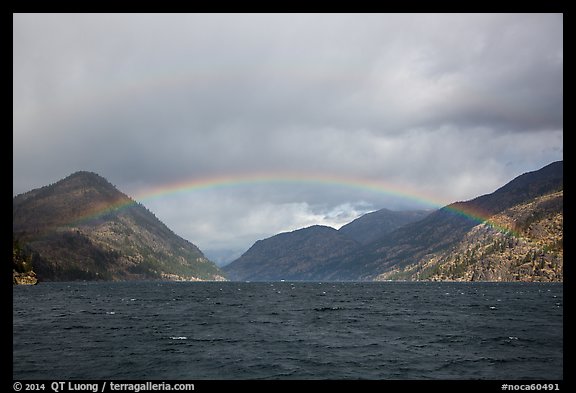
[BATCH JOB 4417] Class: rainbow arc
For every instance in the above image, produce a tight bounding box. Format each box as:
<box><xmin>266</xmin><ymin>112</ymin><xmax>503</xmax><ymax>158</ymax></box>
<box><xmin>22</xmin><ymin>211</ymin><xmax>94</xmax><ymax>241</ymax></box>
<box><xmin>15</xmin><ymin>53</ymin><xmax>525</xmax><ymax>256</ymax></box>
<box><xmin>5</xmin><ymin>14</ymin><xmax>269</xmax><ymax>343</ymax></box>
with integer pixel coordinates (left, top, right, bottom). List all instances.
<box><xmin>68</xmin><ymin>172</ymin><xmax>519</xmax><ymax>237</ymax></box>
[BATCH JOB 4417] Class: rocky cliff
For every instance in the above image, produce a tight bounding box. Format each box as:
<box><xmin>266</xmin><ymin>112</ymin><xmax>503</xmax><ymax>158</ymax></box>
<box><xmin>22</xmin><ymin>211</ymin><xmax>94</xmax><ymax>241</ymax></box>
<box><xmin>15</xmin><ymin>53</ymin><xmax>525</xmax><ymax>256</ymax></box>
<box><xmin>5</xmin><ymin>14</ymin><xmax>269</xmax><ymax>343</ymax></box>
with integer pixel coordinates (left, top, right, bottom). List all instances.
<box><xmin>378</xmin><ymin>190</ymin><xmax>563</xmax><ymax>281</ymax></box>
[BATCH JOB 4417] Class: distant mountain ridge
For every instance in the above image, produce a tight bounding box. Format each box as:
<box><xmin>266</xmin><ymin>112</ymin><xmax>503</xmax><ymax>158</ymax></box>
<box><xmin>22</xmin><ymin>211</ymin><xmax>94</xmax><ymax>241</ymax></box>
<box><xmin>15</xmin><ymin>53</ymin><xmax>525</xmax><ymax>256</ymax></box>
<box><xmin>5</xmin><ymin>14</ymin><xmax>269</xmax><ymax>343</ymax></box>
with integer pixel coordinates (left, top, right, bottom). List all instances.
<box><xmin>339</xmin><ymin>208</ymin><xmax>431</xmax><ymax>244</ymax></box>
<box><xmin>223</xmin><ymin>209</ymin><xmax>432</xmax><ymax>281</ymax></box>
<box><xmin>13</xmin><ymin>171</ymin><xmax>225</xmax><ymax>282</ymax></box>
<box><xmin>224</xmin><ymin>225</ymin><xmax>360</xmax><ymax>281</ymax></box>
<box><xmin>224</xmin><ymin>161</ymin><xmax>563</xmax><ymax>282</ymax></box>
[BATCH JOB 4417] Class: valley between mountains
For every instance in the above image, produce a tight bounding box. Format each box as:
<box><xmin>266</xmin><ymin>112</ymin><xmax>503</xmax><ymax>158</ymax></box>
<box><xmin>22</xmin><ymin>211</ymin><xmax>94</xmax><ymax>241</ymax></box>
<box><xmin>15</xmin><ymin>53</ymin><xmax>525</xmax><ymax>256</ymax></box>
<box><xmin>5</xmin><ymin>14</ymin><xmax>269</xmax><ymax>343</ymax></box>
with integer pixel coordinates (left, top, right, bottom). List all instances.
<box><xmin>13</xmin><ymin>161</ymin><xmax>562</xmax><ymax>283</ymax></box>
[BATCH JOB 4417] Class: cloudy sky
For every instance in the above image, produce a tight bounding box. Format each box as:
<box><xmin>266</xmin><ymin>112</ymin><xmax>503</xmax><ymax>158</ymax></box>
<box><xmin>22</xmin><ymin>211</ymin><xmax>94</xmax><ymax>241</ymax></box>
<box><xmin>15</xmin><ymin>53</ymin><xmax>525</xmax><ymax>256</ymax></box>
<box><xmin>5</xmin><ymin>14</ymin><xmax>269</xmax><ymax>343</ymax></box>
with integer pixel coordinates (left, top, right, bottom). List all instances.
<box><xmin>13</xmin><ymin>13</ymin><xmax>563</xmax><ymax>264</ymax></box>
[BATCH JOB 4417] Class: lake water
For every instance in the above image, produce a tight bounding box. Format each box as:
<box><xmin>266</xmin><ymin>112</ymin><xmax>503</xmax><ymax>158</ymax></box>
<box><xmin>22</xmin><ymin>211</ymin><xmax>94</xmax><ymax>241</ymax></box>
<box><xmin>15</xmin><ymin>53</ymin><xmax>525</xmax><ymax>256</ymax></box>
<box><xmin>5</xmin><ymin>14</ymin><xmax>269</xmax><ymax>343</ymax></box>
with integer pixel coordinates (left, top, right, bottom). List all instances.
<box><xmin>12</xmin><ymin>281</ymin><xmax>563</xmax><ymax>380</ymax></box>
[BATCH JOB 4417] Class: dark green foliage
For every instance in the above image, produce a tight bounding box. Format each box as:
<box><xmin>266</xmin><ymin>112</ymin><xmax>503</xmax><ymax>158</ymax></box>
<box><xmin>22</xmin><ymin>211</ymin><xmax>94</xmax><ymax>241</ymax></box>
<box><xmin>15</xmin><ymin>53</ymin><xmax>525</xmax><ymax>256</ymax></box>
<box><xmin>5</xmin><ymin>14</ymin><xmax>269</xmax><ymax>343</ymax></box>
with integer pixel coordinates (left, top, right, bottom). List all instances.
<box><xmin>13</xmin><ymin>239</ymin><xmax>33</xmax><ymax>273</ymax></box>
<box><xmin>128</xmin><ymin>258</ymin><xmax>161</xmax><ymax>278</ymax></box>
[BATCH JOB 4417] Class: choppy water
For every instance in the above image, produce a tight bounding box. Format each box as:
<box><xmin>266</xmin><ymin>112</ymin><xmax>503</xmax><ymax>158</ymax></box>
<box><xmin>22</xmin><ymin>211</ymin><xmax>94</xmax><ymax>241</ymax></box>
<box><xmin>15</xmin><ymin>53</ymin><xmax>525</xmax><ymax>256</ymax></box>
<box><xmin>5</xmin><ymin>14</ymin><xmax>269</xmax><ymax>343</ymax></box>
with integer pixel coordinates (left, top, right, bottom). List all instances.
<box><xmin>13</xmin><ymin>281</ymin><xmax>562</xmax><ymax>380</ymax></box>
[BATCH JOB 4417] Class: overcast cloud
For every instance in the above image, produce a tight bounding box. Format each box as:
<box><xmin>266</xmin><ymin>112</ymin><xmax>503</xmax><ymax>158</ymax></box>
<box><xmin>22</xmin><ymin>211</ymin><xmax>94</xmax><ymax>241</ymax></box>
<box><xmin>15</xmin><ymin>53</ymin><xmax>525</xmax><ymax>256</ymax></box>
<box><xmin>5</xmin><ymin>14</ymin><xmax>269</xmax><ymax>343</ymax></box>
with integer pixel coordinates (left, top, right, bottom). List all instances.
<box><xmin>13</xmin><ymin>13</ymin><xmax>563</xmax><ymax>264</ymax></box>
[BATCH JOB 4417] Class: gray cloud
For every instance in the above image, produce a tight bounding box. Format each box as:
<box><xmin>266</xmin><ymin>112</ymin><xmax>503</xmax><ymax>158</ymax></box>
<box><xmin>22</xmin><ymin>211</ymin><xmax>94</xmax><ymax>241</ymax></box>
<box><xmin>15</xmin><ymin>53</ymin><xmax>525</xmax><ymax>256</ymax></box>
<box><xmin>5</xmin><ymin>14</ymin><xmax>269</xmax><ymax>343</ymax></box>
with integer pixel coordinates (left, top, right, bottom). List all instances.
<box><xmin>13</xmin><ymin>13</ymin><xmax>563</xmax><ymax>261</ymax></box>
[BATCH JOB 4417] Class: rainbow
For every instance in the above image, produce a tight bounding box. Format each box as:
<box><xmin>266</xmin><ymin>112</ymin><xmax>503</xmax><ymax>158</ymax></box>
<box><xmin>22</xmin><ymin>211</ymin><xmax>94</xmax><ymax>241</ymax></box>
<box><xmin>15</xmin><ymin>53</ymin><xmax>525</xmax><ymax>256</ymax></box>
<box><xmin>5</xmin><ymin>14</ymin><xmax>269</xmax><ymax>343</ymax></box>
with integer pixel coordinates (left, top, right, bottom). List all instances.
<box><xmin>70</xmin><ymin>172</ymin><xmax>519</xmax><ymax>237</ymax></box>
<box><xmin>134</xmin><ymin>172</ymin><xmax>443</xmax><ymax>207</ymax></box>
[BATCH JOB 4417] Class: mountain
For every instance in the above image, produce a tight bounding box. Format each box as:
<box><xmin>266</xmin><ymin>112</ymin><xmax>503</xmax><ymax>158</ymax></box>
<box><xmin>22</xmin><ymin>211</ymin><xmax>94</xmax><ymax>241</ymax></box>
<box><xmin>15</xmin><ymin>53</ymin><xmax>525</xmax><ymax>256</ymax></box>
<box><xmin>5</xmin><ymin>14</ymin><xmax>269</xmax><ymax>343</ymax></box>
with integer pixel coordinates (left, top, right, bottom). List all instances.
<box><xmin>214</xmin><ymin>209</ymin><xmax>430</xmax><ymax>270</ymax></box>
<box><xmin>224</xmin><ymin>161</ymin><xmax>562</xmax><ymax>282</ymax></box>
<box><xmin>335</xmin><ymin>161</ymin><xmax>563</xmax><ymax>281</ymax></box>
<box><xmin>13</xmin><ymin>171</ymin><xmax>226</xmax><ymax>282</ymax></box>
<box><xmin>379</xmin><ymin>190</ymin><xmax>563</xmax><ymax>281</ymax></box>
<box><xmin>339</xmin><ymin>208</ymin><xmax>431</xmax><ymax>244</ymax></box>
<box><xmin>223</xmin><ymin>225</ymin><xmax>361</xmax><ymax>281</ymax></box>
<box><xmin>223</xmin><ymin>209</ymin><xmax>434</xmax><ymax>281</ymax></box>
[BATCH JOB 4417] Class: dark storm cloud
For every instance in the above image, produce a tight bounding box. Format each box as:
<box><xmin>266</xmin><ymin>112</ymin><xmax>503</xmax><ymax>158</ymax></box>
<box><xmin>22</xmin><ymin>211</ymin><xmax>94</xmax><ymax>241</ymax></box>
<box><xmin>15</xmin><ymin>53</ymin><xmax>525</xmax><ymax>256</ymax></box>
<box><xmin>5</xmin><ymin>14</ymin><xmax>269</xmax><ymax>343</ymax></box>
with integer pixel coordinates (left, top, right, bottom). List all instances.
<box><xmin>13</xmin><ymin>13</ymin><xmax>563</xmax><ymax>256</ymax></box>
